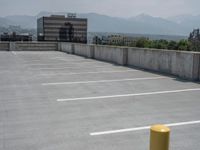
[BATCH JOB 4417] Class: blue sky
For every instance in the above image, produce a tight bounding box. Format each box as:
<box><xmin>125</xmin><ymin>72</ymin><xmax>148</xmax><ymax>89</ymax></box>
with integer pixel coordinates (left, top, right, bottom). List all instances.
<box><xmin>0</xmin><ymin>0</ymin><xmax>199</xmax><ymax>17</ymax></box>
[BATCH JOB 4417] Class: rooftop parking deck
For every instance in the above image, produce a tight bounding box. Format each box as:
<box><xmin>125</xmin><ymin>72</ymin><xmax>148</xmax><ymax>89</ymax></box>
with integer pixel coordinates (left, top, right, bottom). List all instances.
<box><xmin>0</xmin><ymin>51</ymin><xmax>200</xmax><ymax>150</ymax></box>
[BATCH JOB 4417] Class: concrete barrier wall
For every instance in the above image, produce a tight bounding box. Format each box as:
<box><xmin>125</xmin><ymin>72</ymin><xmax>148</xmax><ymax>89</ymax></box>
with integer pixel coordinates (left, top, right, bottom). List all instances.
<box><xmin>74</xmin><ymin>44</ymin><xmax>94</xmax><ymax>58</ymax></box>
<box><xmin>59</xmin><ymin>42</ymin><xmax>74</xmax><ymax>54</ymax></box>
<box><xmin>198</xmin><ymin>54</ymin><xmax>200</xmax><ymax>80</ymax></box>
<box><xmin>127</xmin><ymin>47</ymin><xmax>200</xmax><ymax>80</ymax></box>
<box><xmin>59</xmin><ymin>42</ymin><xmax>200</xmax><ymax>80</ymax></box>
<box><xmin>94</xmin><ymin>45</ymin><xmax>127</xmax><ymax>65</ymax></box>
<box><xmin>15</xmin><ymin>42</ymin><xmax>58</xmax><ymax>51</ymax></box>
<box><xmin>0</xmin><ymin>42</ymin><xmax>9</xmax><ymax>51</ymax></box>
<box><xmin>1</xmin><ymin>41</ymin><xmax>199</xmax><ymax>80</ymax></box>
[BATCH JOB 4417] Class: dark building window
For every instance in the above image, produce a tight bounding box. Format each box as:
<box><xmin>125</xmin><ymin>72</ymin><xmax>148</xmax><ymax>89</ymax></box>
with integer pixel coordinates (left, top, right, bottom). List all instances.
<box><xmin>59</xmin><ymin>23</ymin><xmax>74</xmax><ymax>42</ymax></box>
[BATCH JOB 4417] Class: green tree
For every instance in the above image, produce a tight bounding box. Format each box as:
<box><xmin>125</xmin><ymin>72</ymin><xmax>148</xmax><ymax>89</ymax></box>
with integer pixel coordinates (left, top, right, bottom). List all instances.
<box><xmin>136</xmin><ymin>37</ymin><xmax>150</xmax><ymax>48</ymax></box>
<box><xmin>129</xmin><ymin>41</ymin><xmax>137</xmax><ymax>47</ymax></box>
<box><xmin>177</xmin><ymin>39</ymin><xmax>189</xmax><ymax>51</ymax></box>
<box><xmin>150</xmin><ymin>40</ymin><xmax>168</xmax><ymax>49</ymax></box>
<box><xmin>167</xmin><ymin>41</ymin><xmax>178</xmax><ymax>50</ymax></box>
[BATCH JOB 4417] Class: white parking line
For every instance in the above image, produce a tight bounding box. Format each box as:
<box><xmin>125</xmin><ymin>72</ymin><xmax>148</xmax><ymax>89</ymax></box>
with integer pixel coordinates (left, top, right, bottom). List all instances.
<box><xmin>52</xmin><ymin>58</ymin><xmax>93</xmax><ymax>62</ymax></box>
<box><xmin>51</xmin><ymin>57</ymin><xmax>94</xmax><ymax>62</ymax></box>
<box><xmin>52</xmin><ymin>56</ymin><xmax>83</xmax><ymax>60</ymax></box>
<box><xmin>29</xmin><ymin>65</ymin><xmax>127</xmax><ymax>70</ymax></box>
<box><xmin>57</xmin><ymin>88</ymin><xmax>200</xmax><ymax>102</ymax></box>
<box><xmin>90</xmin><ymin>120</ymin><xmax>200</xmax><ymax>136</ymax></box>
<box><xmin>39</xmin><ymin>70</ymin><xmax>138</xmax><ymax>76</ymax></box>
<box><xmin>25</xmin><ymin>61</ymin><xmax>97</xmax><ymax>67</ymax></box>
<box><xmin>25</xmin><ymin>63</ymin><xmax>78</xmax><ymax>66</ymax></box>
<box><xmin>22</xmin><ymin>60</ymin><xmax>42</xmax><ymax>63</ymax></box>
<box><xmin>42</xmin><ymin>77</ymin><xmax>166</xmax><ymax>86</ymax></box>
<box><xmin>28</xmin><ymin>65</ymin><xmax>108</xmax><ymax>70</ymax></box>
<box><xmin>51</xmin><ymin>57</ymin><xmax>117</xmax><ymax>65</ymax></box>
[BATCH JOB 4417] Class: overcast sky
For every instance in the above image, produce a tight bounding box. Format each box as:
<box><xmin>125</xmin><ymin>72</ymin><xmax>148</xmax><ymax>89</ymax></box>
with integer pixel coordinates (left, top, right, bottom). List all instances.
<box><xmin>0</xmin><ymin>0</ymin><xmax>199</xmax><ymax>18</ymax></box>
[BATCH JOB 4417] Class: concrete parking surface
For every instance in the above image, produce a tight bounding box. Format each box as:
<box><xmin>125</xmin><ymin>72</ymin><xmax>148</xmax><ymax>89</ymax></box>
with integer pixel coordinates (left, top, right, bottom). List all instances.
<box><xmin>0</xmin><ymin>51</ymin><xmax>200</xmax><ymax>150</ymax></box>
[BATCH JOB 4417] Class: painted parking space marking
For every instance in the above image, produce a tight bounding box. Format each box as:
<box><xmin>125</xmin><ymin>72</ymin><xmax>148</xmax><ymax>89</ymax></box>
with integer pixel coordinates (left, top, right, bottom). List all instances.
<box><xmin>25</xmin><ymin>63</ymin><xmax>79</xmax><ymax>67</ymax></box>
<box><xmin>50</xmin><ymin>58</ymin><xmax>93</xmax><ymax>62</ymax></box>
<box><xmin>27</xmin><ymin>65</ymin><xmax>107</xmax><ymax>70</ymax></box>
<box><xmin>57</xmin><ymin>88</ymin><xmax>200</xmax><ymax>102</ymax></box>
<box><xmin>38</xmin><ymin>70</ymin><xmax>138</xmax><ymax>76</ymax></box>
<box><xmin>25</xmin><ymin>61</ymin><xmax>99</xmax><ymax>67</ymax></box>
<box><xmin>28</xmin><ymin>65</ymin><xmax>127</xmax><ymax>70</ymax></box>
<box><xmin>90</xmin><ymin>120</ymin><xmax>200</xmax><ymax>136</ymax></box>
<box><xmin>42</xmin><ymin>76</ymin><xmax>166</xmax><ymax>86</ymax></box>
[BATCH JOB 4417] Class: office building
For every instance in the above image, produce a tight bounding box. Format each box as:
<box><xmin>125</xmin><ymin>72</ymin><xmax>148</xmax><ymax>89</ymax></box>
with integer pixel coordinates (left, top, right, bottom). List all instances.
<box><xmin>37</xmin><ymin>14</ymin><xmax>87</xmax><ymax>43</ymax></box>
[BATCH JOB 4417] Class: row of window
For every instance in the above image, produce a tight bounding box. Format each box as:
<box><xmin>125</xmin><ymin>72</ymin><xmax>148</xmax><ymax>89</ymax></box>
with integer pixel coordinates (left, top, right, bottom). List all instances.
<box><xmin>42</xmin><ymin>37</ymin><xmax>87</xmax><ymax>43</ymax></box>
<box><xmin>44</xmin><ymin>33</ymin><xmax>87</xmax><ymax>37</ymax></box>
<box><xmin>44</xmin><ymin>29</ymin><xmax>87</xmax><ymax>32</ymax></box>
<box><xmin>43</xmin><ymin>25</ymin><xmax>87</xmax><ymax>30</ymax></box>
<box><xmin>43</xmin><ymin>21</ymin><xmax>87</xmax><ymax>26</ymax></box>
<box><xmin>43</xmin><ymin>17</ymin><xmax>87</xmax><ymax>22</ymax></box>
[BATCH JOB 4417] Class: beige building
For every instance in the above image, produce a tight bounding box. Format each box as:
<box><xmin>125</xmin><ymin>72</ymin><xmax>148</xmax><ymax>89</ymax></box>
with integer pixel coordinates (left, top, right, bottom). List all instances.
<box><xmin>107</xmin><ymin>35</ymin><xmax>138</xmax><ymax>46</ymax></box>
<box><xmin>37</xmin><ymin>14</ymin><xmax>87</xmax><ymax>43</ymax></box>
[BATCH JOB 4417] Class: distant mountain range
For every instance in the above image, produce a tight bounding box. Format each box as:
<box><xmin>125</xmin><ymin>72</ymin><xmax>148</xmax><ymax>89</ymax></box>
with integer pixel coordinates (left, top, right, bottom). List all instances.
<box><xmin>0</xmin><ymin>11</ymin><xmax>199</xmax><ymax>36</ymax></box>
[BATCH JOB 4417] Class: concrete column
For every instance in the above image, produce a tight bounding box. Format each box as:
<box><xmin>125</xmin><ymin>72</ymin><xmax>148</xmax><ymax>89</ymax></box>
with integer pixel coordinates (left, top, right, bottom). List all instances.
<box><xmin>71</xmin><ymin>43</ymin><xmax>75</xmax><ymax>54</ymax></box>
<box><xmin>57</xmin><ymin>42</ymin><xmax>61</xmax><ymax>51</ymax></box>
<box><xmin>192</xmin><ymin>53</ymin><xmax>200</xmax><ymax>81</ymax></box>
<box><xmin>122</xmin><ymin>48</ymin><xmax>128</xmax><ymax>65</ymax></box>
<box><xmin>9</xmin><ymin>42</ymin><xmax>16</xmax><ymax>51</ymax></box>
<box><xmin>89</xmin><ymin>45</ymin><xmax>95</xmax><ymax>58</ymax></box>
<box><xmin>197</xmin><ymin>53</ymin><xmax>200</xmax><ymax>81</ymax></box>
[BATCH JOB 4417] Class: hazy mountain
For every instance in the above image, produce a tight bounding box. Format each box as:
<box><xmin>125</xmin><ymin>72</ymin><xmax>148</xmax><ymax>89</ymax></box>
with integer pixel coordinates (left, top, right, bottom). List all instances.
<box><xmin>79</xmin><ymin>13</ymin><xmax>131</xmax><ymax>32</ymax></box>
<box><xmin>79</xmin><ymin>13</ymin><xmax>190</xmax><ymax>35</ymax></box>
<box><xmin>168</xmin><ymin>14</ymin><xmax>200</xmax><ymax>29</ymax></box>
<box><xmin>0</xmin><ymin>17</ymin><xmax>16</xmax><ymax>27</ymax></box>
<box><xmin>0</xmin><ymin>12</ymin><xmax>199</xmax><ymax>36</ymax></box>
<box><xmin>6</xmin><ymin>15</ymin><xmax>36</xmax><ymax>29</ymax></box>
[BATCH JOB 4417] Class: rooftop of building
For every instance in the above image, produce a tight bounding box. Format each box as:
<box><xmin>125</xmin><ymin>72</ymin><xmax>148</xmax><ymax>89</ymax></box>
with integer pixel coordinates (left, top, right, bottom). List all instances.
<box><xmin>0</xmin><ymin>48</ymin><xmax>199</xmax><ymax>149</ymax></box>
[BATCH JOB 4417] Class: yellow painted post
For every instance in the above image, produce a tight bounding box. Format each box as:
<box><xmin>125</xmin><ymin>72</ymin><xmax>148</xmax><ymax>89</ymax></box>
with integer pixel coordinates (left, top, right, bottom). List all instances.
<box><xmin>150</xmin><ymin>124</ymin><xmax>170</xmax><ymax>150</ymax></box>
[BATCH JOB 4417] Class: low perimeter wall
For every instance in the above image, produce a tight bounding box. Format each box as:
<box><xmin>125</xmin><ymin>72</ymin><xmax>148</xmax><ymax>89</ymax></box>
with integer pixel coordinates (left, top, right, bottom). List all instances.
<box><xmin>58</xmin><ymin>42</ymin><xmax>74</xmax><ymax>54</ymax></box>
<box><xmin>74</xmin><ymin>44</ymin><xmax>94</xmax><ymax>58</ymax></box>
<box><xmin>14</xmin><ymin>42</ymin><xmax>58</xmax><ymax>51</ymax></box>
<box><xmin>59</xmin><ymin>42</ymin><xmax>200</xmax><ymax>81</ymax></box>
<box><xmin>94</xmin><ymin>45</ymin><xmax>127</xmax><ymax>65</ymax></box>
<box><xmin>0</xmin><ymin>42</ymin><xmax>58</xmax><ymax>51</ymax></box>
<box><xmin>0</xmin><ymin>42</ymin><xmax>199</xmax><ymax>81</ymax></box>
<box><xmin>127</xmin><ymin>48</ymin><xmax>200</xmax><ymax>81</ymax></box>
<box><xmin>59</xmin><ymin>43</ymin><xmax>127</xmax><ymax>65</ymax></box>
<box><xmin>0</xmin><ymin>42</ymin><xmax>9</xmax><ymax>51</ymax></box>
<box><xmin>197</xmin><ymin>55</ymin><xmax>200</xmax><ymax>80</ymax></box>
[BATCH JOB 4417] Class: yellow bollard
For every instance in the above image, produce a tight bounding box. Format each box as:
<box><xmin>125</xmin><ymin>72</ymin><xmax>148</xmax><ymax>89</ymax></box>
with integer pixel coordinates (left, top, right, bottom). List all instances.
<box><xmin>150</xmin><ymin>124</ymin><xmax>170</xmax><ymax>150</ymax></box>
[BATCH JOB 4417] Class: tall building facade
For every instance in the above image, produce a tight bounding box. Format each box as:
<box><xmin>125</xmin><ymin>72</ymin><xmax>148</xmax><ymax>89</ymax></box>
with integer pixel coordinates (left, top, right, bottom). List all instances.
<box><xmin>37</xmin><ymin>14</ymin><xmax>87</xmax><ymax>43</ymax></box>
